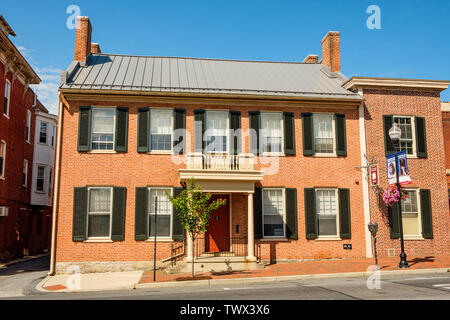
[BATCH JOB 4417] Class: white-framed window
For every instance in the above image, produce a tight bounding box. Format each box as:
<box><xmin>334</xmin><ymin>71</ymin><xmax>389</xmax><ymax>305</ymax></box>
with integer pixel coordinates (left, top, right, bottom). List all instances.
<box><xmin>36</xmin><ymin>165</ymin><xmax>46</xmax><ymax>192</ymax></box>
<box><xmin>401</xmin><ymin>189</ymin><xmax>422</xmax><ymax>238</ymax></box>
<box><xmin>261</xmin><ymin>112</ymin><xmax>283</xmax><ymax>154</ymax></box>
<box><xmin>150</xmin><ymin>109</ymin><xmax>173</xmax><ymax>151</ymax></box>
<box><xmin>262</xmin><ymin>188</ymin><xmax>285</xmax><ymax>238</ymax></box>
<box><xmin>393</xmin><ymin>116</ymin><xmax>416</xmax><ymax>156</ymax></box>
<box><xmin>22</xmin><ymin>159</ymin><xmax>28</xmax><ymax>187</ymax></box>
<box><xmin>39</xmin><ymin>121</ymin><xmax>48</xmax><ymax>144</ymax></box>
<box><xmin>3</xmin><ymin>79</ymin><xmax>10</xmax><ymax>117</ymax></box>
<box><xmin>0</xmin><ymin>141</ymin><xmax>5</xmax><ymax>178</ymax></box>
<box><xmin>313</xmin><ymin>114</ymin><xmax>335</xmax><ymax>154</ymax></box>
<box><xmin>148</xmin><ymin>187</ymin><xmax>173</xmax><ymax>238</ymax></box>
<box><xmin>26</xmin><ymin>110</ymin><xmax>31</xmax><ymax>142</ymax></box>
<box><xmin>48</xmin><ymin>168</ymin><xmax>53</xmax><ymax>196</ymax></box>
<box><xmin>87</xmin><ymin>187</ymin><xmax>113</xmax><ymax>239</ymax></box>
<box><xmin>91</xmin><ymin>108</ymin><xmax>115</xmax><ymax>151</ymax></box>
<box><xmin>205</xmin><ymin>110</ymin><xmax>229</xmax><ymax>153</ymax></box>
<box><xmin>316</xmin><ymin>188</ymin><xmax>339</xmax><ymax>237</ymax></box>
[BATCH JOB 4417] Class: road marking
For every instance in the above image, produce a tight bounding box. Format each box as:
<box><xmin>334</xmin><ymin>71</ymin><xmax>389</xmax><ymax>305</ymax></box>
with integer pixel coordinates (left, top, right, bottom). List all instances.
<box><xmin>443</xmin><ymin>287</ymin><xmax>450</xmax><ymax>290</ymax></box>
<box><xmin>432</xmin><ymin>284</ymin><xmax>450</xmax><ymax>287</ymax></box>
<box><xmin>223</xmin><ymin>287</ymin><xmax>252</xmax><ymax>290</ymax></box>
<box><xmin>402</xmin><ymin>277</ymin><xmax>449</xmax><ymax>281</ymax></box>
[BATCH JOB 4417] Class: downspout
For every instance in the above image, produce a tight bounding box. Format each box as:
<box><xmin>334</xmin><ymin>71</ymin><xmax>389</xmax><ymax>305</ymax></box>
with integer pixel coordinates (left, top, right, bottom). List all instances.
<box><xmin>48</xmin><ymin>93</ymin><xmax>64</xmax><ymax>276</ymax></box>
<box><xmin>358</xmin><ymin>88</ymin><xmax>373</xmax><ymax>258</ymax></box>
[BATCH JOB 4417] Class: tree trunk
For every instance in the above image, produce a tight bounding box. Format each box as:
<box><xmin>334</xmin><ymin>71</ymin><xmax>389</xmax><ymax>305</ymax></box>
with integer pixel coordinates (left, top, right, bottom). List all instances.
<box><xmin>191</xmin><ymin>235</ymin><xmax>195</xmax><ymax>278</ymax></box>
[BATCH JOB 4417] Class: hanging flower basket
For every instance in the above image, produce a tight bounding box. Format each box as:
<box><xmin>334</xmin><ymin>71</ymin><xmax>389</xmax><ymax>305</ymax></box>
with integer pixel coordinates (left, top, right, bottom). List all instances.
<box><xmin>383</xmin><ymin>185</ymin><xmax>408</xmax><ymax>207</ymax></box>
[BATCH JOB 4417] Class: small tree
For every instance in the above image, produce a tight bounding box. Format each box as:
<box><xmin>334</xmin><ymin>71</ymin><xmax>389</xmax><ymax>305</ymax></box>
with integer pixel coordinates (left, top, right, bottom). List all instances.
<box><xmin>167</xmin><ymin>178</ymin><xmax>226</xmax><ymax>278</ymax></box>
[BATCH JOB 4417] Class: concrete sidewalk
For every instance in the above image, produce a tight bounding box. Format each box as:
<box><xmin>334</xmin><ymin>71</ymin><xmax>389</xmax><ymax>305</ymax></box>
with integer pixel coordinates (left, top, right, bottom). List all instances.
<box><xmin>37</xmin><ymin>255</ymin><xmax>450</xmax><ymax>293</ymax></box>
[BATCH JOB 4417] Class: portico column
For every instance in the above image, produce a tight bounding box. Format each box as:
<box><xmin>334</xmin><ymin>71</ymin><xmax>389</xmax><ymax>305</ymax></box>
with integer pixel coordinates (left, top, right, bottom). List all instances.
<box><xmin>187</xmin><ymin>234</ymin><xmax>194</xmax><ymax>262</ymax></box>
<box><xmin>247</xmin><ymin>192</ymin><xmax>256</xmax><ymax>260</ymax></box>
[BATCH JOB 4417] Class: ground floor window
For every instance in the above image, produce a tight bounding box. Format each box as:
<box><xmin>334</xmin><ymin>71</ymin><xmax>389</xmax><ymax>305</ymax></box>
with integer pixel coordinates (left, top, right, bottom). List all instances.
<box><xmin>263</xmin><ymin>189</ymin><xmax>285</xmax><ymax>237</ymax></box>
<box><xmin>148</xmin><ymin>188</ymin><xmax>172</xmax><ymax>238</ymax></box>
<box><xmin>87</xmin><ymin>187</ymin><xmax>112</xmax><ymax>238</ymax></box>
<box><xmin>401</xmin><ymin>189</ymin><xmax>421</xmax><ymax>237</ymax></box>
<box><xmin>316</xmin><ymin>189</ymin><xmax>339</xmax><ymax>237</ymax></box>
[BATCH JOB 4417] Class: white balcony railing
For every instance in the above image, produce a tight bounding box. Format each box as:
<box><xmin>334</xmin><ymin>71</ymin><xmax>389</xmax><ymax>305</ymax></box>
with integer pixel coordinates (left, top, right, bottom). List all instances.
<box><xmin>186</xmin><ymin>153</ymin><xmax>254</xmax><ymax>171</ymax></box>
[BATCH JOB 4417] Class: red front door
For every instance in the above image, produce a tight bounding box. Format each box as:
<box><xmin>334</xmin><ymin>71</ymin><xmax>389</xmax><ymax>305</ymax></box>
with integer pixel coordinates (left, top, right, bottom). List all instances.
<box><xmin>205</xmin><ymin>195</ymin><xmax>230</xmax><ymax>252</ymax></box>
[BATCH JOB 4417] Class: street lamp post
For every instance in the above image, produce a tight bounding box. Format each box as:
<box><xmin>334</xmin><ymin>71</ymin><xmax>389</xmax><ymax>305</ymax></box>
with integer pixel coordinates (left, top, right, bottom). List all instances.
<box><xmin>388</xmin><ymin>122</ymin><xmax>409</xmax><ymax>269</ymax></box>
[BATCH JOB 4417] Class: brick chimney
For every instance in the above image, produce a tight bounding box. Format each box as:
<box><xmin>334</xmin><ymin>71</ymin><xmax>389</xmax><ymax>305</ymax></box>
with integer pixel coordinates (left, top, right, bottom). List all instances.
<box><xmin>321</xmin><ymin>31</ymin><xmax>340</xmax><ymax>72</ymax></box>
<box><xmin>91</xmin><ymin>43</ymin><xmax>101</xmax><ymax>54</ymax></box>
<box><xmin>74</xmin><ymin>16</ymin><xmax>92</xmax><ymax>63</ymax></box>
<box><xmin>303</xmin><ymin>54</ymin><xmax>319</xmax><ymax>63</ymax></box>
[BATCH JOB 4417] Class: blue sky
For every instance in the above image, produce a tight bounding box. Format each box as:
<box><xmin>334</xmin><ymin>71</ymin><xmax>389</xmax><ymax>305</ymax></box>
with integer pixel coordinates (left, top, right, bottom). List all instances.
<box><xmin>2</xmin><ymin>0</ymin><xmax>449</xmax><ymax>114</ymax></box>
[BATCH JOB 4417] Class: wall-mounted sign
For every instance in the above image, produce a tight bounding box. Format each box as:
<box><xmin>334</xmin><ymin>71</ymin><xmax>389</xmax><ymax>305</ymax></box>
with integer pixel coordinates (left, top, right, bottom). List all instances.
<box><xmin>370</xmin><ymin>165</ymin><xmax>378</xmax><ymax>185</ymax></box>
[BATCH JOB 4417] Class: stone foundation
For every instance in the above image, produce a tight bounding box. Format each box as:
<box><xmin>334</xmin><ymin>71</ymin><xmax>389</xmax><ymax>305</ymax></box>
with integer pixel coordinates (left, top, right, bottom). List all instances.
<box><xmin>55</xmin><ymin>261</ymin><xmax>162</xmax><ymax>274</ymax></box>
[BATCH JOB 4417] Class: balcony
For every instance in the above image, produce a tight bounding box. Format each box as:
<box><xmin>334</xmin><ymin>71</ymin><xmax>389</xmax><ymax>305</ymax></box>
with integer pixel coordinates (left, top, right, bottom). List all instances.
<box><xmin>179</xmin><ymin>153</ymin><xmax>264</xmax><ymax>189</ymax></box>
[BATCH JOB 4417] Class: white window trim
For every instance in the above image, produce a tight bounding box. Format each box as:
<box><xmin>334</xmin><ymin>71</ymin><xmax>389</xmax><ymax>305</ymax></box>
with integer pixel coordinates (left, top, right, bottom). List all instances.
<box><xmin>205</xmin><ymin>110</ymin><xmax>230</xmax><ymax>155</ymax></box>
<box><xmin>313</xmin><ymin>113</ymin><xmax>337</xmax><ymax>157</ymax></box>
<box><xmin>402</xmin><ymin>188</ymin><xmax>424</xmax><ymax>240</ymax></box>
<box><xmin>0</xmin><ymin>140</ymin><xmax>6</xmax><ymax>179</ymax></box>
<box><xmin>261</xmin><ymin>112</ymin><xmax>284</xmax><ymax>156</ymax></box>
<box><xmin>3</xmin><ymin>79</ymin><xmax>10</xmax><ymax>118</ymax></box>
<box><xmin>316</xmin><ymin>188</ymin><xmax>341</xmax><ymax>240</ymax></box>
<box><xmin>22</xmin><ymin>159</ymin><xmax>28</xmax><ymax>187</ymax></box>
<box><xmin>90</xmin><ymin>107</ymin><xmax>116</xmax><ymax>152</ymax></box>
<box><xmin>35</xmin><ymin>165</ymin><xmax>46</xmax><ymax>193</ymax></box>
<box><xmin>38</xmin><ymin>121</ymin><xmax>49</xmax><ymax>145</ymax></box>
<box><xmin>393</xmin><ymin>115</ymin><xmax>417</xmax><ymax>158</ymax></box>
<box><xmin>86</xmin><ymin>187</ymin><xmax>113</xmax><ymax>240</ymax></box>
<box><xmin>262</xmin><ymin>188</ymin><xmax>286</xmax><ymax>239</ymax></box>
<box><xmin>149</xmin><ymin>108</ymin><xmax>174</xmax><ymax>153</ymax></box>
<box><xmin>26</xmin><ymin>110</ymin><xmax>31</xmax><ymax>143</ymax></box>
<box><xmin>148</xmin><ymin>187</ymin><xmax>173</xmax><ymax>240</ymax></box>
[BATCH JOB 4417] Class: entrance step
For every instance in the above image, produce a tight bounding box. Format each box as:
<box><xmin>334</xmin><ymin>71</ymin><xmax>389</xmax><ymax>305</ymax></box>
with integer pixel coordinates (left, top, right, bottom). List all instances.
<box><xmin>172</xmin><ymin>256</ymin><xmax>265</xmax><ymax>274</ymax></box>
<box><xmin>200</xmin><ymin>252</ymin><xmax>236</xmax><ymax>258</ymax></box>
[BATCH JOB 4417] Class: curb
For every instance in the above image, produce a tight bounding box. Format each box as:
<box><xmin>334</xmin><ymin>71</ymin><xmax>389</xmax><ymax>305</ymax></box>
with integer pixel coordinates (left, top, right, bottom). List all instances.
<box><xmin>133</xmin><ymin>267</ymin><xmax>450</xmax><ymax>290</ymax></box>
<box><xmin>0</xmin><ymin>253</ymin><xmax>49</xmax><ymax>268</ymax></box>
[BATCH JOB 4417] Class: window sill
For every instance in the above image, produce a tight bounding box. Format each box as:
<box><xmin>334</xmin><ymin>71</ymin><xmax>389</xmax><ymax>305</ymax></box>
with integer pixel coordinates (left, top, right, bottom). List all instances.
<box><xmin>312</xmin><ymin>153</ymin><xmax>337</xmax><ymax>158</ymax></box>
<box><xmin>84</xmin><ymin>239</ymin><xmax>113</xmax><ymax>243</ymax></box>
<box><xmin>35</xmin><ymin>191</ymin><xmax>46</xmax><ymax>194</ymax></box>
<box><xmin>145</xmin><ymin>238</ymin><xmax>173</xmax><ymax>242</ymax></box>
<box><xmin>3</xmin><ymin>113</ymin><xmax>9</xmax><ymax>119</ymax></box>
<box><xmin>260</xmin><ymin>238</ymin><xmax>289</xmax><ymax>242</ymax></box>
<box><xmin>87</xmin><ymin>150</ymin><xmax>117</xmax><ymax>154</ymax></box>
<box><xmin>404</xmin><ymin>236</ymin><xmax>424</xmax><ymax>241</ymax></box>
<box><xmin>147</xmin><ymin>151</ymin><xmax>173</xmax><ymax>155</ymax></box>
<box><xmin>261</xmin><ymin>153</ymin><xmax>285</xmax><ymax>157</ymax></box>
<box><xmin>316</xmin><ymin>237</ymin><xmax>342</xmax><ymax>241</ymax></box>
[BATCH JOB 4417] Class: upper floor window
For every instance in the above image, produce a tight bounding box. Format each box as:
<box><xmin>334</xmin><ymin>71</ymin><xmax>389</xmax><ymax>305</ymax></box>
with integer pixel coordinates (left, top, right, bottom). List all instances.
<box><xmin>150</xmin><ymin>109</ymin><xmax>172</xmax><ymax>151</ymax></box>
<box><xmin>36</xmin><ymin>166</ymin><xmax>45</xmax><ymax>192</ymax></box>
<box><xmin>22</xmin><ymin>159</ymin><xmax>28</xmax><ymax>187</ymax></box>
<box><xmin>39</xmin><ymin>121</ymin><xmax>48</xmax><ymax>144</ymax></box>
<box><xmin>393</xmin><ymin>116</ymin><xmax>415</xmax><ymax>155</ymax></box>
<box><xmin>313</xmin><ymin>114</ymin><xmax>335</xmax><ymax>154</ymax></box>
<box><xmin>205</xmin><ymin>110</ymin><xmax>228</xmax><ymax>153</ymax></box>
<box><xmin>91</xmin><ymin>108</ymin><xmax>115</xmax><ymax>150</ymax></box>
<box><xmin>316</xmin><ymin>189</ymin><xmax>339</xmax><ymax>237</ymax></box>
<box><xmin>26</xmin><ymin>110</ymin><xmax>31</xmax><ymax>142</ymax></box>
<box><xmin>148</xmin><ymin>188</ymin><xmax>173</xmax><ymax>238</ymax></box>
<box><xmin>87</xmin><ymin>187</ymin><xmax>112</xmax><ymax>238</ymax></box>
<box><xmin>262</xmin><ymin>189</ymin><xmax>285</xmax><ymax>237</ymax></box>
<box><xmin>0</xmin><ymin>141</ymin><xmax>6</xmax><ymax>178</ymax></box>
<box><xmin>261</xmin><ymin>113</ymin><xmax>282</xmax><ymax>154</ymax></box>
<box><xmin>3</xmin><ymin>80</ymin><xmax>10</xmax><ymax>117</ymax></box>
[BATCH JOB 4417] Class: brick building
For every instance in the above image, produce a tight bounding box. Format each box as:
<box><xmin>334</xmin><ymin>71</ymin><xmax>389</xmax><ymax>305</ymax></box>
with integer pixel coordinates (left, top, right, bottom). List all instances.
<box><xmin>0</xmin><ymin>15</ymin><xmax>55</xmax><ymax>261</ymax></box>
<box><xmin>51</xmin><ymin>17</ymin><xmax>450</xmax><ymax>274</ymax></box>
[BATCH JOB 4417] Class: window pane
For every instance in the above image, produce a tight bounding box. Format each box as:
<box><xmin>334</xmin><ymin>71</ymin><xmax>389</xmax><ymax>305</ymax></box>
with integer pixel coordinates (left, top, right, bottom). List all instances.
<box><xmin>316</xmin><ymin>190</ymin><xmax>338</xmax><ymax>236</ymax></box>
<box><xmin>318</xmin><ymin>216</ymin><xmax>337</xmax><ymax>236</ymax></box>
<box><xmin>89</xmin><ymin>188</ymin><xmax>111</xmax><ymax>213</ymax></box>
<box><xmin>261</xmin><ymin>113</ymin><xmax>282</xmax><ymax>153</ymax></box>
<box><xmin>36</xmin><ymin>167</ymin><xmax>45</xmax><ymax>191</ymax></box>
<box><xmin>314</xmin><ymin>114</ymin><xmax>334</xmax><ymax>153</ymax></box>
<box><xmin>206</xmin><ymin>111</ymin><xmax>228</xmax><ymax>152</ymax></box>
<box><xmin>263</xmin><ymin>215</ymin><xmax>284</xmax><ymax>237</ymax></box>
<box><xmin>263</xmin><ymin>189</ymin><xmax>284</xmax><ymax>237</ymax></box>
<box><xmin>151</xmin><ymin>110</ymin><xmax>172</xmax><ymax>134</ymax></box>
<box><xmin>151</xmin><ymin>134</ymin><xmax>171</xmax><ymax>151</ymax></box>
<box><xmin>40</xmin><ymin>122</ymin><xmax>48</xmax><ymax>144</ymax></box>
<box><xmin>92</xmin><ymin>109</ymin><xmax>115</xmax><ymax>133</ymax></box>
<box><xmin>149</xmin><ymin>215</ymin><xmax>171</xmax><ymax>237</ymax></box>
<box><xmin>149</xmin><ymin>189</ymin><xmax>171</xmax><ymax>214</ymax></box>
<box><xmin>401</xmin><ymin>190</ymin><xmax>420</xmax><ymax>236</ymax></box>
<box><xmin>394</xmin><ymin>117</ymin><xmax>414</xmax><ymax>155</ymax></box>
<box><xmin>88</xmin><ymin>215</ymin><xmax>110</xmax><ymax>237</ymax></box>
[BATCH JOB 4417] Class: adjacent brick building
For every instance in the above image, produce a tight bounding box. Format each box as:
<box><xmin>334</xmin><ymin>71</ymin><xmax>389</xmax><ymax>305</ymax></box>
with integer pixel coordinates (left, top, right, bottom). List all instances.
<box><xmin>0</xmin><ymin>15</ymin><xmax>55</xmax><ymax>261</ymax></box>
<box><xmin>52</xmin><ymin>16</ymin><xmax>450</xmax><ymax>274</ymax></box>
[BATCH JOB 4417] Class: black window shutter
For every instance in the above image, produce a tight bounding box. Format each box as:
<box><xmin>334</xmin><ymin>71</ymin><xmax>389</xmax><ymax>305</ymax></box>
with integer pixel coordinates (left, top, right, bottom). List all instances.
<box><xmin>73</xmin><ymin>187</ymin><xmax>87</xmax><ymax>241</ymax></box>
<box><xmin>230</xmin><ymin>111</ymin><xmax>241</xmax><ymax>155</ymax></box>
<box><xmin>173</xmin><ymin>109</ymin><xmax>186</xmax><ymax>154</ymax></box>
<box><xmin>77</xmin><ymin>107</ymin><xmax>91</xmax><ymax>152</ymax></box>
<box><xmin>115</xmin><ymin>107</ymin><xmax>128</xmax><ymax>152</ymax></box>
<box><xmin>137</xmin><ymin>108</ymin><xmax>150</xmax><ymax>153</ymax></box>
<box><xmin>335</xmin><ymin>114</ymin><xmax>347</xmax><ymax>156</ymax></box>
<box><xmin>304</xmin><ymin>188</ymin><xmax>317</xmax><ymax>239</ymax></box>
<box><xmin>302</xmin><ymin>113</ymin><xmax>314</xmax><ymax>156</ymax></box>
<box><xmin>249</xmin><ymin>111</ymin><xmax>260</xmax><ymax>155</ymax></box>
<box><xmin>283</xmin><ymin>112</ymin><xmax>296</xmax><ymax>156</ymax></box>
<box><xmin>111</xmin><ymin>187</ymin><xmax>127</xmax><ymax>241</ymax></box>
<box><xmin>415</xmin><ymin>117</ymin><xmax>427</xmax><ymax>158</ymax></box>
<box><xmin>383</xmin><ymin>115</ymin><xmax>395</xmax><ymax>155</ymax></box>
<box><xmin>285</xmin><ymin>188</ymin><xmax>298</xmax><ymax>239</ymax></box>
<box><xmin>253</xmin><ymin>187</ymin><xmax>263</xmax><ymax>239</ymax></box>
<box><xmin>338</xmin><ymin>188</ymin><xmax>351</xmax><ymax>239</ymax></box>
<box><xmin>135</xmin><ymin>187</ymin><xmax>149</xmax><ymax>240</ymax></box>
<box><xmin>389</xmin><ymin>202</ymin><xmax>400</xmax><ymax>239</ymax></box>
<box><xmin>194</xmin><ymin>110</ymin><xmax>205</xmax><ymax>153</ymax></box>
<box><xmin>171</xmin><ymin>187</ymin><xmax>185</xmax><ymax>240</ymax></box>
<box><xmin>420</xmin><ymin>189</ymin><xmax>433</xmax><ymax>239</ymax></box>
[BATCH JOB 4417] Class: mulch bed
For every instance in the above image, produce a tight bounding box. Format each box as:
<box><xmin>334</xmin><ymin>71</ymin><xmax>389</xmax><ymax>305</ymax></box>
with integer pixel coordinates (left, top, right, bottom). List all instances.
<box><xmin>175</xmin><ymin>275</ymin><xmax>212</xmax><ymax>281</ymax></box>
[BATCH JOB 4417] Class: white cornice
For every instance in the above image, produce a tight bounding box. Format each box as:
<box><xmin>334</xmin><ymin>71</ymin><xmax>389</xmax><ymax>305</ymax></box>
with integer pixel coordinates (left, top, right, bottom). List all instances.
<box><xmin>343</xmin><ymin>77</ymin><xmax>450</xmax><ymax>91</ymax></box>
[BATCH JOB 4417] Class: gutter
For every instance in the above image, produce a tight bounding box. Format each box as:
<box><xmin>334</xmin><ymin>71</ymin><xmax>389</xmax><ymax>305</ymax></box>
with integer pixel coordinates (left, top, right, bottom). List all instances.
<box><xmin>48</xmin><ymin>93</ymin><xmax>64</xmax><ymax>276</ymax></box>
